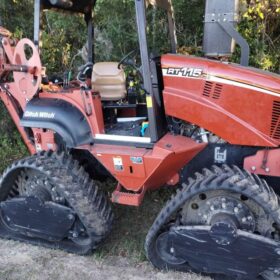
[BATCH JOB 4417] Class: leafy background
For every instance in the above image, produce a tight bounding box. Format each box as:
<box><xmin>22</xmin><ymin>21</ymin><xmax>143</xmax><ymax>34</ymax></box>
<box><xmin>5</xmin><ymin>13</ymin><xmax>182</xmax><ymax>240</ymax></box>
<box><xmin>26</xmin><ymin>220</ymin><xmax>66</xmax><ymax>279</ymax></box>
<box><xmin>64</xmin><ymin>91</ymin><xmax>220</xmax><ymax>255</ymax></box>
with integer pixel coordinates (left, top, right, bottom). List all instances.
<box><xmin>0</xmin><ymin>0</ymin><xmax>280</xmax><ymax>171</ymax></box>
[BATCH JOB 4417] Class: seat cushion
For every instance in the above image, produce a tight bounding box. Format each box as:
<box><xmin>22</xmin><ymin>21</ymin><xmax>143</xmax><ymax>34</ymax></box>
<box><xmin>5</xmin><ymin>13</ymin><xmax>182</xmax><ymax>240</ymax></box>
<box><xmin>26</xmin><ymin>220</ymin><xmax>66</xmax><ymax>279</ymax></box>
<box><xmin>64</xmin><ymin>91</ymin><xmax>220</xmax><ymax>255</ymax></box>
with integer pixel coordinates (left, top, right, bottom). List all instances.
<box><xmin>92</xmin><ymin>62</ymin><xmax>126</xmax><ymax>101</ymax></box>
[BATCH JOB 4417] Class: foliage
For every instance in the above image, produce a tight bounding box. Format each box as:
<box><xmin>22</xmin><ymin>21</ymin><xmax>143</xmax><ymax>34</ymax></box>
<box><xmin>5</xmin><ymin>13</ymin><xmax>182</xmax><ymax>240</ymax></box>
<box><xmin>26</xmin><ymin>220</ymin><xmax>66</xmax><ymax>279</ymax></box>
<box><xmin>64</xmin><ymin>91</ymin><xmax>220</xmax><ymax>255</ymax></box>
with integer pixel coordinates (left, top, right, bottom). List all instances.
<box><xmin>40</xmin><ymin>11</ymin><xmax>86</xmax><ymax>74</ymax></box>
<box><xmin>239</xmin><ymin>0</ymin><xmax>280</xmax><ymax>71</ymax></box>
<box><xmin>0</xmin><ymin>103</ymin><xmax>28</xmax><ymax>172</ymax></box>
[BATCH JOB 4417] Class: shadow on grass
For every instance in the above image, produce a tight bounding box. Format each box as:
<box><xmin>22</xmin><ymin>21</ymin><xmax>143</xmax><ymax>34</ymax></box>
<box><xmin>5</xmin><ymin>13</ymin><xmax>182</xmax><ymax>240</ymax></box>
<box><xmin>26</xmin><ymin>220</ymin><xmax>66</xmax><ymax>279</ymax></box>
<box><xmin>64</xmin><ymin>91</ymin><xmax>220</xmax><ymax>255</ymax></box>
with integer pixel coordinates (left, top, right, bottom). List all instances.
<box><xmin>95</xmin><ymin>182</ymin><xmax>176</xmax><ymax>262</ymax></box>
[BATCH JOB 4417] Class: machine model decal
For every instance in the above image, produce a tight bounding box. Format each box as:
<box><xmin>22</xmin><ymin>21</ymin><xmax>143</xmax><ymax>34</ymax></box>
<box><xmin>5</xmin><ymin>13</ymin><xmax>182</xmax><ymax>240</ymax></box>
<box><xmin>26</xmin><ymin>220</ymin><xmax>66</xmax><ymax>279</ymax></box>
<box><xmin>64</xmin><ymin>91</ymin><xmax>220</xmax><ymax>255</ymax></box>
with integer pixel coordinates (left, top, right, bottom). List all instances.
<box><xmin>113</xmin><ymin>157</ymin><xmax>124</xmax><ymax>171</ymax></box>
<box><xmin>24</xmin><ymin>111</ymin><xmax>56</xmax><ymax>119</ymax></box>
<box><xmin>130</xmin><ymin>156</ymin><xmax>143</xmax><ymax>164</ymax></box>
<box><xmin>162</xmin><ymin>67</ymin><xmax>203</xmax><ymax>78</ymax></box>
<box><xmin>214</xmin><ymin>147</ymin><xmax>227</xmax><ymax>163</ymax></box>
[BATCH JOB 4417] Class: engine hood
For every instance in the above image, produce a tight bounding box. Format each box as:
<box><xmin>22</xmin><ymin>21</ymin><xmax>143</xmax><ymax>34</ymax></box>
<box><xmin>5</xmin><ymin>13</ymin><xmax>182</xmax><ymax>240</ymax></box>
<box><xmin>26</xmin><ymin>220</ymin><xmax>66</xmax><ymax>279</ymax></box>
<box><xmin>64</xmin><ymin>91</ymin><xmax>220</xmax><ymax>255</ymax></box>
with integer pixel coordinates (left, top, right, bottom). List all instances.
<box><xmin>161</xmin><ymin>54</ymin><xmax>280</xmax><ymax>95</ymax></box>
<box><xmin>161</xmin><ymin>54</ymin><xmax>280</xmax><ymax>147</ymax></box>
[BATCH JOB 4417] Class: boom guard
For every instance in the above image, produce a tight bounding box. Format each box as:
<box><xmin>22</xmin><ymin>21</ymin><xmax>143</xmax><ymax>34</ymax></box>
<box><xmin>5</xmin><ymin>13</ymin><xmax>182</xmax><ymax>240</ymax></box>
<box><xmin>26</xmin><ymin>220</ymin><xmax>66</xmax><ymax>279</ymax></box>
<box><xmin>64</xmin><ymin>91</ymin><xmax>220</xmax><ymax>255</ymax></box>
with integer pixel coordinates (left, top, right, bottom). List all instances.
<box><xmin>162</xmin><ymin>54</ymin><xmax>280</xmax><ymax>147</ymax></box>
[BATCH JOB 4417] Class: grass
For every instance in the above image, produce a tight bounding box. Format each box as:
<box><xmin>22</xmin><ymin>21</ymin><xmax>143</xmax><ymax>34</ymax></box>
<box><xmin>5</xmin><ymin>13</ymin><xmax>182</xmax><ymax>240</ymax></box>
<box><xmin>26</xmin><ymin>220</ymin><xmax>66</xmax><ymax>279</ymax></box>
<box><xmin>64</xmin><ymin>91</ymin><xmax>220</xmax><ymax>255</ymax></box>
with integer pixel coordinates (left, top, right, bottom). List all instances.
<box><xmin>95</xmin><ymin>185</ymin><xmax>175</xmax><ymax>261</ymax></box>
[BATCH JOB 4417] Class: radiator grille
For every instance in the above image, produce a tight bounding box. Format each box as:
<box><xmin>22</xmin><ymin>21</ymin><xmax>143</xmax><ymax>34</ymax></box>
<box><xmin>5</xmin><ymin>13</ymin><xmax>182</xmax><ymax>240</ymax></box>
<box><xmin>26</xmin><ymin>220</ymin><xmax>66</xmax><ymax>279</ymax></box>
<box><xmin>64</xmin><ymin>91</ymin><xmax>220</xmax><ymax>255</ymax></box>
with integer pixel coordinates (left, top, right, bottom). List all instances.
<box><xmin>203</xmin><ymin>81</ymin><xmax>223</xmax><ymax>100</ymax></box>
<box><xmin>203</xmin><ymin>81</ymin><xmax>213</xmax><ymax>97</ymax></box>
<box><xmin>270</xmin><ymin>101</ymin><xmax>280</xmax><ymax>140</ymax></box>
<box><xmin>213</xmin><ymin>84</ymin><xmax>223</xmax><ymax>99</ymax></box>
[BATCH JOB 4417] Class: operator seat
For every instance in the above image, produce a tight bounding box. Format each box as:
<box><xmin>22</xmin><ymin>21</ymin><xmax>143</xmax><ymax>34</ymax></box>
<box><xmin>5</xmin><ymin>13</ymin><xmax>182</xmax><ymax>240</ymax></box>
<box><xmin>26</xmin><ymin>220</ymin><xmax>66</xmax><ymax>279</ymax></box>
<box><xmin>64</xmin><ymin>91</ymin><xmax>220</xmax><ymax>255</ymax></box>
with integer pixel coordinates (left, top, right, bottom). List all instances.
<box><xmin>91</xmin><ymin>62</ymin><xmax>126</xmax><ymax>101</ymax></box>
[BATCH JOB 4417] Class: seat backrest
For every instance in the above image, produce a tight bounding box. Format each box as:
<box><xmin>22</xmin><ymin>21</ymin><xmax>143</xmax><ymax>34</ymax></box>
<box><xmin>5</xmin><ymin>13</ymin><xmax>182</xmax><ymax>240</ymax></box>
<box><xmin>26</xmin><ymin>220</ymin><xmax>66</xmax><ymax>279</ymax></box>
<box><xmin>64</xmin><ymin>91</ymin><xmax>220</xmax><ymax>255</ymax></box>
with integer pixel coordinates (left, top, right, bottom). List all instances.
<box><xmin>92</xmin><ymin>62</ymin><xmax>126</xmax><ymax>101</ymax></box>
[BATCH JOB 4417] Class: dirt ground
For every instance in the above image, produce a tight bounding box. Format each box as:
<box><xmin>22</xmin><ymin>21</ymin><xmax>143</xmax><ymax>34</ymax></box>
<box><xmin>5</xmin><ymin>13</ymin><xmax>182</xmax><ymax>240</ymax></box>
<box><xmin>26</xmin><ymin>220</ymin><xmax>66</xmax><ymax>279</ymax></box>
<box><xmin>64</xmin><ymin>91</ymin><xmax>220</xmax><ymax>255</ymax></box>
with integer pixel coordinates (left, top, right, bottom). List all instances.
<box><xmin>0</xmin><ymin>239</ymin><xmax>211</xmax><ymax>280</ymax></box>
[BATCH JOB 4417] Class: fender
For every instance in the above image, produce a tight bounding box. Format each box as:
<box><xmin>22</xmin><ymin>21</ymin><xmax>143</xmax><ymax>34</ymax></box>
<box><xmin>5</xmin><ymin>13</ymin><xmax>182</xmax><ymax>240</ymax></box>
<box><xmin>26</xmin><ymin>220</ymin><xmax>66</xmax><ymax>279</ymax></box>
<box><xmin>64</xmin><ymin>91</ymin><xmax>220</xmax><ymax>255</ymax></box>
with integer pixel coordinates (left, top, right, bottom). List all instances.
<box><xmin>20</xmin><ymin>98</ymin><xmax>92</xmax><ymax>148</ymax></box>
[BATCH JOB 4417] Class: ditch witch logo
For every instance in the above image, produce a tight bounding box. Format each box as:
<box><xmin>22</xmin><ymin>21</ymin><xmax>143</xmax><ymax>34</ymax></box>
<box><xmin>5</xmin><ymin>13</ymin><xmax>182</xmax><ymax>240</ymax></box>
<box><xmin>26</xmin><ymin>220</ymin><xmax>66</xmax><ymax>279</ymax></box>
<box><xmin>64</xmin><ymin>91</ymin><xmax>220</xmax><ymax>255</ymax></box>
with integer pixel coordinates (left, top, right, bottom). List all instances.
<box><xmin>24</xmin><ymin>111</ymin><xmax>56</xmax><ymax>119</ymax></box>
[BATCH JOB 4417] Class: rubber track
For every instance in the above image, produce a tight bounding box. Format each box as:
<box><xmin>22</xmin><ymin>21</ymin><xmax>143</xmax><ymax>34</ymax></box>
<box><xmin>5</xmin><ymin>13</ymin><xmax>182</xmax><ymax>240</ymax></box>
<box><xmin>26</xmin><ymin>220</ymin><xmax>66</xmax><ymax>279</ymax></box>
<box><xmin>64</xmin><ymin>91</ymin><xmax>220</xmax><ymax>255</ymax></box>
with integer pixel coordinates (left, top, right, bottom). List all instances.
<box><xmin>0</xmin><ymin>151</ymin><xmax>114</xmax><ymax>254</ymax></box>
<box><xmin>145</xmin><ymin>164</ymin><xmax>280</xmax><ymax>278</ymax></box>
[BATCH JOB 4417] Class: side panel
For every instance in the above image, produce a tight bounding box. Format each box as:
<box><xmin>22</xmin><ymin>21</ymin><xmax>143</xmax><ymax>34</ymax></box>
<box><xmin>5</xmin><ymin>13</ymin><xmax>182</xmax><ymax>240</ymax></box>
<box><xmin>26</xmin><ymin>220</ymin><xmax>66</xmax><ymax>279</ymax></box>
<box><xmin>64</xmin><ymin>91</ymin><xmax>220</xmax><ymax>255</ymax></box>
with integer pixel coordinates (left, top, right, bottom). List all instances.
<box><xmin>244</xmin><ymin>149</ymin><xmax>280</xmax><ymax>177</ymax></box>
<box><xmin>162</xmin><ymin>54</ymin><xmax>280</xmax><ymax>147</ymax></box>
<box><xmin>91</xmin><ymin>134</ymin><xmax>206</xmax><ymax>192</ymax></box>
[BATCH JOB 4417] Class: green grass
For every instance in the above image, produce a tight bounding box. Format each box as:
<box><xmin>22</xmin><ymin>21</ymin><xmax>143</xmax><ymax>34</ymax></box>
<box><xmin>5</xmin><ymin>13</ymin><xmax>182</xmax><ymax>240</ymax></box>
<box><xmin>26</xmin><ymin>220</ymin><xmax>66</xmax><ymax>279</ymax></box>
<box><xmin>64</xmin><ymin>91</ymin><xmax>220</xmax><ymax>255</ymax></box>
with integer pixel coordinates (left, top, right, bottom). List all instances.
<box><xmin>95</xmin><ymin>186</ymin><xmax>174</xmax><ymax>261</ymax></box>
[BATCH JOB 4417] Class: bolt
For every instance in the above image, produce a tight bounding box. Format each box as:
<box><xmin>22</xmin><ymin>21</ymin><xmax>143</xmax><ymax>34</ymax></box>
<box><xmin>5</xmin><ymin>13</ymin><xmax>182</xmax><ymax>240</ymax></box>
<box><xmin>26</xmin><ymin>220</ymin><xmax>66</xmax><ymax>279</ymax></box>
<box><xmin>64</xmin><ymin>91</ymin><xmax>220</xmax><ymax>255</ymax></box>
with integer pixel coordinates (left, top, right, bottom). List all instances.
<box><xmin>210</xmin><ymin>205</ymin><xmax>215</xmax><ymax>211</ymax></box>
<box><xmin>234</xmin><ymin>207</ymin><xmax>239</xmax><ymax>214</ymax></box>
<box><xmin>242</xmin><ymin>217</ymin><xmax>247</xmax><ymax>223</ymax></box>
<box><xmin>247</xmin><ymin>216</ymin><xmax>253</xmax><ymax>221</ymax></box>
<box><xmin>237</xmin><ymin>203</ymin><xmax>243</xmax><ymax>209</ymax></box>
<box><xmin>68</xmin><ymin>214</ymin><xmax>74</xmax><ymax>220</ymax></box>
<box><xmin>251</xmin><ymin>166</ymin><xmax>256</xmax><ymax>171</ymax></box>
<box><xmin>170</xmin><ymin>247</ymin><xmax>175</xmax><ymax>254</ymax></box>
<box><xmin>274</xmin><ymin>269</ymin><xmax>280</xmax><ymax>275</ymax></box>
<box><xmin>72</xmin><ymin>232</ymin><xmax>78</xmax><ymax>238</ymax></box>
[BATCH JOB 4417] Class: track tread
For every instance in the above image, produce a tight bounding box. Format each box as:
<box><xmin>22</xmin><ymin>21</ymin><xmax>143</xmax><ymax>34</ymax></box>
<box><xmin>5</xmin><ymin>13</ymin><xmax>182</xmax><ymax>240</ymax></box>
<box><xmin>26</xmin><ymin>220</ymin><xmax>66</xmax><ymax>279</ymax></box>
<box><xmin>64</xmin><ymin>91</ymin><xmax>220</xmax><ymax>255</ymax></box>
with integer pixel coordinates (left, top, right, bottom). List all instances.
<box><xmin>145</xmin><ymin>164</ymin><xmax>280</xmax><ymax>278</ymax></box>
<box><xmin>0</xmin><ymin>151</ymin><xmax>114</xmax><ymax>254</ymax></box>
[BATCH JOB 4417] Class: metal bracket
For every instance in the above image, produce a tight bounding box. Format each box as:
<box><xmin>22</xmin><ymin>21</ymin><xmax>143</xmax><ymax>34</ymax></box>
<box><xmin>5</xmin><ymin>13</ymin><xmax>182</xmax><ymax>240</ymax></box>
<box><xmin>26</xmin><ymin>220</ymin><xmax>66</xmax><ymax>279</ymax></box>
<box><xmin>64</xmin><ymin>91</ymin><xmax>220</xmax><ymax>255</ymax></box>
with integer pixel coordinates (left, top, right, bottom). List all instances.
<box><xmin>34</xmin><ymin>0</ymin><xmax>41</xmax><ymax>50</ymax></box>
<box><xmin>80</xmin><ymin>89</ymin><xmax>93</xmax><ymax>116</ymax></box>
<box><xmin>204</xmin><ymin>12</ymin><xmax>238</xmax><ymax>23</ymax></box>
<box><xmin>218</xmin><ymin>20</ymin><xmax>250</xmax><ymax>66</ymax></box>
<box><xmin>111</xmin><ymin>183</ymin><xmax>146</xmax><ymax>206</ymax></box>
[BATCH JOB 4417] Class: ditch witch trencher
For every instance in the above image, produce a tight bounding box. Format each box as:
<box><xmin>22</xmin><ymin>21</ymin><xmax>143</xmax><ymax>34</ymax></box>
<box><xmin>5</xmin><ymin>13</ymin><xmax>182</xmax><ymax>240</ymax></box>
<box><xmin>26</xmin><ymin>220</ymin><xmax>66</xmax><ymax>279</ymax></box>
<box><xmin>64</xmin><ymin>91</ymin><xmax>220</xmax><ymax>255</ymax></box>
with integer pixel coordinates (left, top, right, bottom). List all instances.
<box><xmin>0</xmin><ymin>0</ymin><xmax>280</xmax><ymax>279</ymax></box>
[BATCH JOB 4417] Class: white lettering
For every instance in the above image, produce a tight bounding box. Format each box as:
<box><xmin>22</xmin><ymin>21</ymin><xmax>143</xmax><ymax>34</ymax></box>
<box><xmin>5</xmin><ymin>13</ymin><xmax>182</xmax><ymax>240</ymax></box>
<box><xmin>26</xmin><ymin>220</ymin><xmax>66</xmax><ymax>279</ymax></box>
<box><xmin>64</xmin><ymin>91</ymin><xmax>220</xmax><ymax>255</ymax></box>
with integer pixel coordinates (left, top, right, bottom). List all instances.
<box><xmin>24</xmin><ymin>111</ymin><xmax>55</xmax><ymax>119</ymax></box>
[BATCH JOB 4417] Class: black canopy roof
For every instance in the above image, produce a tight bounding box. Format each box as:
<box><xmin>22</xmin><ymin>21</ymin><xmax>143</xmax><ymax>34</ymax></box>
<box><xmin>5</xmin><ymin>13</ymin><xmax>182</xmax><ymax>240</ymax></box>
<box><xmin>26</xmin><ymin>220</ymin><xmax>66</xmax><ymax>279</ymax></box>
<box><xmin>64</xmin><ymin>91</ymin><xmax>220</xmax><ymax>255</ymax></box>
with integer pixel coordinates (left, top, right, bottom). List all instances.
<box><xmin>40</xmin><ymin>0</ymin><xmax>172</xmax><ymax>14</ymax></box>
<box><xmin>41</xmin><ymin>0</ymin><xmax>96</xmax><ymax>14</ymax></box>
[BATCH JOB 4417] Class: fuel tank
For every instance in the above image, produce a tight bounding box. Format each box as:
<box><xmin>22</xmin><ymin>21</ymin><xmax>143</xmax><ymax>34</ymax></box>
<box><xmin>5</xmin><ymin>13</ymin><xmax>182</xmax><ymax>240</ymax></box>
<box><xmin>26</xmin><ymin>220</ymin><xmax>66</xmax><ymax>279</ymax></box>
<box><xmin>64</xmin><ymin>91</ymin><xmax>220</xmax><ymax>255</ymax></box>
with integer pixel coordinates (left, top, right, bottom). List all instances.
<box><xmin>161</xmin><ymin>54</ymin><xmax>280</xmax><ymax>147</ymax></box>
